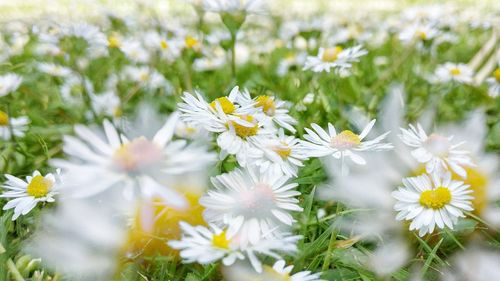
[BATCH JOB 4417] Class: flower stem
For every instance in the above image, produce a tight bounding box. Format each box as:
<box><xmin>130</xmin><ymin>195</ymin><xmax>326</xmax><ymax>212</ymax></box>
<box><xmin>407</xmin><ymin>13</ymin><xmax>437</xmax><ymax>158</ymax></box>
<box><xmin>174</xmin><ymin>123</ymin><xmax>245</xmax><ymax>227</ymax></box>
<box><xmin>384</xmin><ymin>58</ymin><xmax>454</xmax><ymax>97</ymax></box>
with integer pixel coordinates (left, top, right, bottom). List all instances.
<box><xmin>230</xmin><ymin>32</ymin><xmax>237</xmax><ymax>80</ymax></box>
<box><xmin>7</xmin><ymin>259</ymin><xmax>25</xmax><ymax>281</ymax></box>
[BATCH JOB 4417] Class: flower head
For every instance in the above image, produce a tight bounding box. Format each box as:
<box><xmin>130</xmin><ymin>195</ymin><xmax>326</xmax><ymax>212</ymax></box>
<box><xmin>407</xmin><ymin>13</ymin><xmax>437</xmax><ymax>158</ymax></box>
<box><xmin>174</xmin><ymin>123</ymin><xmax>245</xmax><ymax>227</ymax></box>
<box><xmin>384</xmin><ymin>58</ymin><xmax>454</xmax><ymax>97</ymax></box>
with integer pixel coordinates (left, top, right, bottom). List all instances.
<box><xmin>169</xmin><ymin>221</ymin><xmax>301</xmax><ymax>273</ymax></box>
<box><xmin>434</xmin><ymin>62</ymin><xmax>474</xmax><ymax>84</ymax></box>
<box><xmin>0</xmin><ymin>111</ymin><xmax>29</xmax><ymax>140</ymax></box>
<box><xmin>399</xmin><ymin>123</ymin><xmax>474</xmax><ymax>178</ymax></box>
<box><xmin>392</xmin><ymin>171</ymin><xmax>473</xmax><ymax>236</ymax></box>
<box><xmin>0</xmin><ymin>73</ymin><xmax>22</xmax><ymax>97</ymax></box>
<box><xmin>1</xmin><ymin>170</ymin><xmax>59</xmax><ymax>220</ymax></box>
<box><xmin>301</xmin><ymin>119</ymin><xmax>392</xmax><ymax>175</ymax></box>
<box><xmin>51</xmin><ymin>113</ymin><xmax>215</xmax><ymax>207</ymax></box>
<box><xmin>200</xmin><ymin>167</ymin><xmax>302</xmax><ymax>246</ymax></box>
<box><xmin>303</xmin><ymin>45</ymin><xmax>367</xmax><ymax>73</ymax></box>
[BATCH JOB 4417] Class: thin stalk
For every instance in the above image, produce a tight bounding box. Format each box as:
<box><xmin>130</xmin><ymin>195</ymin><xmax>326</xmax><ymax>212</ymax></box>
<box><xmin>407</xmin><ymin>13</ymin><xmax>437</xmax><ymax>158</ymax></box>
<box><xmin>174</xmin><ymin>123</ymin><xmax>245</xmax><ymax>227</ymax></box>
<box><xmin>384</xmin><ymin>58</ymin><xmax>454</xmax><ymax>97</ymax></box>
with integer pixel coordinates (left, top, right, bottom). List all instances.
<box><xmin>6</xmin><ymin>259</ymin><xmax>25</xmax><ymax>281</ymax></box>
<box><xmin>230</xmin><ymin>32</ymin><xmax>237</xmax><ymax>80</ymax></box>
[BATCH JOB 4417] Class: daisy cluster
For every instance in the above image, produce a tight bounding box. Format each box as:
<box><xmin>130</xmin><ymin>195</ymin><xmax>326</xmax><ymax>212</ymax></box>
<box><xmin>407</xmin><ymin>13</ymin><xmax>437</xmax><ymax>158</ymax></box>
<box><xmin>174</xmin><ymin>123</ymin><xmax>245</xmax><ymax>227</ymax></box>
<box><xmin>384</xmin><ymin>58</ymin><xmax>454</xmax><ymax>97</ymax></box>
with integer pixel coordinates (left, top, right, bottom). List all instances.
<box><xmin>0</xmin><ymin>0</ymin><xmax>499</xmax><ymax>280</ymax></box>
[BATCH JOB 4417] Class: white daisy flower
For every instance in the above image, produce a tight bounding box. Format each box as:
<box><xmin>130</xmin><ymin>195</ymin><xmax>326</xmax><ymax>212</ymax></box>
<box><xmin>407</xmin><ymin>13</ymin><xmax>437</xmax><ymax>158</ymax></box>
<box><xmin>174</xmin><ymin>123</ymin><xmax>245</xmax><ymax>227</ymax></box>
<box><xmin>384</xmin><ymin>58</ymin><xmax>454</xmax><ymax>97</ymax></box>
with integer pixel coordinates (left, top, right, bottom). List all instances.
<box><xmin>120</xmin><ymin>38</ymin><xmax>150</xmax><ymax>63</ymax></box>
<box><xmin>122</xmin><ymin>66</ymin><xmax>170</xmax><ymax>92</ymax></box>
<box><xmin>0</xmin><ymin>111</ymin><xmax>29</xmax><ymax>140</ymax></box>
<box><xmin>1</xmin><ymin>170</ymin><xmax>59</xmax><ymax>220</ymax></box>
<box><xmin>37</xmin><ymin>62</ymin><xmax>72</xmax><ymax>77</ymax></box>
<box><xmin>250</xmin><ymin>128</ymin><xmax>308</xmax><ymax>177</ymax></box>
<box><xmin>90</xmin><ymin>91</ymin><xmax>121</xmax><ymax>118</ymax></box>
<box><xmin>50</xmin><ymin>113</ymin><xmax>215</xmax><ymax>208</ymax></box>
<box><xmin>169</xmin><ymin>221</ymin><xmax>301</xmax><ymax>273</ymax></box>
<box><xmin>301</xmin><ymin>119</ymin><xmax>393</xmax><ymax>174</ymax></box>
<box><xmin>392</xmin><ymin>171</ymin><xmax>474</xmax><ymax>236</ymax></box>
<box><xmin>434</xmin><ymin>62</ymin><xmax>474</xmax><ymax>84</ymax></box>
<box><xmin>239</xmin><ymin>90</ymin><xmax>298</xmax><ymax>133</ymax></box>
<box><xmin>199</xmin><ymin>167</ymin><xmax>302</xmax><ymax>246</ymax></box>
<box><xmin>398</xmin><ymin>23</ymin><xmax>440</xmax><ymax>45</ymax></box>
<box><xmin>303</xmin><ymin>45</ymin><xmax>367</xmax><ymax>73</ymax></box>
<box><xmin>266</xmin><ymin>260</ymin><xmax>324</xmax><ymax>281</ymax></box>
<box><xmin>168</xmin><ymin>222</ymin><xmax>245</xmax><ymax>266</ymax></box>
<box><xmin>222</xmin><ymin>260</ymin><xmax>324</xmax><ymax>281</ymax></box>
<box><xmin>178</xmin><ymin>87</ymin><xmax>267</xmax><ymax>166</ymax></box>
<box><xmin>0</xmin><ymin>73</ymin><xmax>22</xmax><ymax>97</ymax></box>
<box><xmin>142</xmin><ymin>31</ymin><xmax>182</xmax><ymax>62</ymax></box>
<box><xmin>174</xmin><ymin>119</ymin><xmax>211</xmax><ymax>141</ymax></box>
<box><xmin>485</xmin><ymin>67</ymin><xmax>500</xmax><ymax>98</ymax></box>
<box><xmin>204</xmin><ymin>0</ymin><xmax>265</xmax><ymax>14</ymax></box>
<box><xmin>399</xmin><ymin>123</ymin><xmax>474</xmax><ymax>178</ymax></box>
<box><xmin>178</xmin><ymin>86</ymin><xmax>252</xmax><ymax>131</ymax></box>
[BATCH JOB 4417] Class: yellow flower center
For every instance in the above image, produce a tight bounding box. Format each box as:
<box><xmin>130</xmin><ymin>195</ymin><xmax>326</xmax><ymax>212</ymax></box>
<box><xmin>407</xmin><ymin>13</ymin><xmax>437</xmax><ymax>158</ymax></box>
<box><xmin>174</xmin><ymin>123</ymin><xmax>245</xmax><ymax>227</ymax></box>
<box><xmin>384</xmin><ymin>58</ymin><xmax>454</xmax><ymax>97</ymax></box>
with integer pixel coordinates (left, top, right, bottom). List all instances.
<box><xmin>255</xmin><ymin>95</ymin><xmax>276</xmax><ymax>116</ymax></box>
<box><xmin>108</xmin><ymin>36</ymin><xmax>121</xmax><ymax>48</ymax></box>
<box><xmin>452</xmin><ymin>167</ymin><xmax>488</xmax><ymax>215</ymax></box>
<box><xmin>419</xmin><ymin>187</ymin><xmax>452</xmax><ymax>209</ymax></box>
<box><xmin>210</xmin><ymin>97</ymin><xmax>235</xmax><ymax>114</ymax></box>
<box><xmin>416</xmin><ymin>30</ymin><xmax>427</xmax><ymax>40</ymax></box>
<box><xmin>113</xmin><ymin>107</ymin><xmax>123</xmax><ymax>118</ymax></box>
<box><xmin>139</xmin><ymin>72</ymin><xmax>149</xmax><ymax>82</ymax></box>
<box><xmin>493</xmin><ymin>68</ymin><xmax>500</xmax><ymax>83</ymax></box>
<box><xmin>322</xmin><ymin>46</ymin><xmax>343</xmax><ymax>62</ymax></box>
<box><xmin>263</xmin><ymin>265</ymin><xmax>291</xmax><ymax>281</ymax></box>
<box><xmin>212</xmin><ymin>230</ymin><xmax>230</xmax><ymax>249</ymax></box>
<box><xmin>450</xmin><ymin>67</ymin><xmax>461</xmax><ymax>76</ymax></box>
<box><xmin>0</xmin><ymin>110</ymin><xmax>9</xmax><ymax>126</ymax></box>
<box><xmin>229</xmin><ymin>115</ymin><xmax>259</xmax><ymax>138</ymax></box>
<box><xmin>26</xmin><ymin>175</ymin><xmax>52</xmax><ymax>198</ymax></box>
<box><xmin>122</xmin><ymin>192</ymin><xmax>206</xmax><ymax>258</ymax></box>
<box><xmin>273</xmin><ymin>142</ymin><xmax>291</xmax><ymax>158</ymax></box>
<box><xmin>185</xmin><ymin>36</ymin><xmax>198</xmax><ymax>49</ymax></box>
<box><xmin>331</xmin><ymin>130</ymin><xmax>361</xmax><ymax>149</ymax></box>
<box><xmin>113</xmin><ymin>137</ymin><xmax>162</xmax><ymax>172</ymax></box>
<box><xmin>160</xmin><ymin>39</ymin><xmax>169</xmax><ymax>49</ymax></box>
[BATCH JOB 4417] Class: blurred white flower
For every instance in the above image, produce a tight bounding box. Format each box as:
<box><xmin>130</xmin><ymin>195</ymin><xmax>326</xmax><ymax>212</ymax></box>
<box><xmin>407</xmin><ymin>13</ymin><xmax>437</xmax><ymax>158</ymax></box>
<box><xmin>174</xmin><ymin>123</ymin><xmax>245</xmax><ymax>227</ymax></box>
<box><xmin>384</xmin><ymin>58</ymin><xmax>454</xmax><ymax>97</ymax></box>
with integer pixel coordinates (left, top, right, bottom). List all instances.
<box><xmin>392</xmin><ymin>171</ymin><xmax>473</xmax><ymax>236</ymax></box>
<box><xmin>398</xmin><ymin>22</ymin><xmax>440</xmax><ymax>45</ymax></box>
<box><xmin>443</xmin><ymin>244</ymin><xmax>500</xmax><ymax>281</ymax></box>
<box><xmin>222</xmin><ymin>260</ymin><xmax>324</xmax><ymax>281</ymax></box>
<box><xmin>434</xmin><ymin>62</ymin><xmax>474</xmax><ymax>84</ymax></box>
<box><xmin>204</xmin><ymin>0</ymin><xmax>265</xmax><ymax>14</ymax></box>
<box><xmin>277</xmin><ymin>51</ymin><xmax>307</xmax><ymax>76</ymax></box>
<box><xmin>90</xmin><ymin>91</ymin><xmax>121</xmax><ymax>118</ymax></box>
<box><xmin>0</xmin><ymin>73</ymin><xmax>22</xmax><ymax>97</ymax></box>
<box><xmin>1</xmin><ymin>170</ymin><xmax>59</xmax><ymax>220</ymax></box>
<box><xmin>28</xmin><ymin>194</ymin><xmax>129</xmax><ymax>281</ymax></box>
<box><xmin>303</xmin><ymin>45</ymin><xmax>367</xmax><ymax>73</ymax></box>
<box><xmin>51</xmin><ymin>113</ymin><xmax>215</xmax><ymax>207</ymax></box>
<box><xmin>122</xmin><ymin>65</ymin><xmax>170</xmax><ymax>92</ymax></box>
<box><xmin>301</xmin><ymin>119</ymin><xmax>392</xmax><ymax>175</ymax></box>
<box><xmin>399</xmin><ymin>123</ymin><xmax>474</xmax><ymax>178</ymax></box>
<box><xmin>438</xmin><ymin>111</ymin><xmax>500</xmax><ymax>228</ymax></box>
<box><xmin>367</xmin><ymin>240</ymin><xmax>411</xmax><ymax>277</ymax></box>
<box><xmin>200</xmin><ymin>166</ymin><xmax>302</xmax><ymax>246</ymax></box>
<box><xmin>174</xmin><ymin>119</ymin><xmax>211</xmax><ymax>141</ymax></box>
<box><xmin>485</xmin><ymin>67</ymin><xmax>500</xmax><ymax>98</ymax></box>
<box><xmin>37</xmin><ymin>62</ymin><xmax>72</xmax><ymax>77</ymax></box>
<box><xmin>120</xmin><ymin>38</ymin><xmax>150</xmax><ymax>63</ymax></box>
<box><xmin>0</xmin><ymin>111</ymin><xmax>29</xmax><ymax>140</ymax></box>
